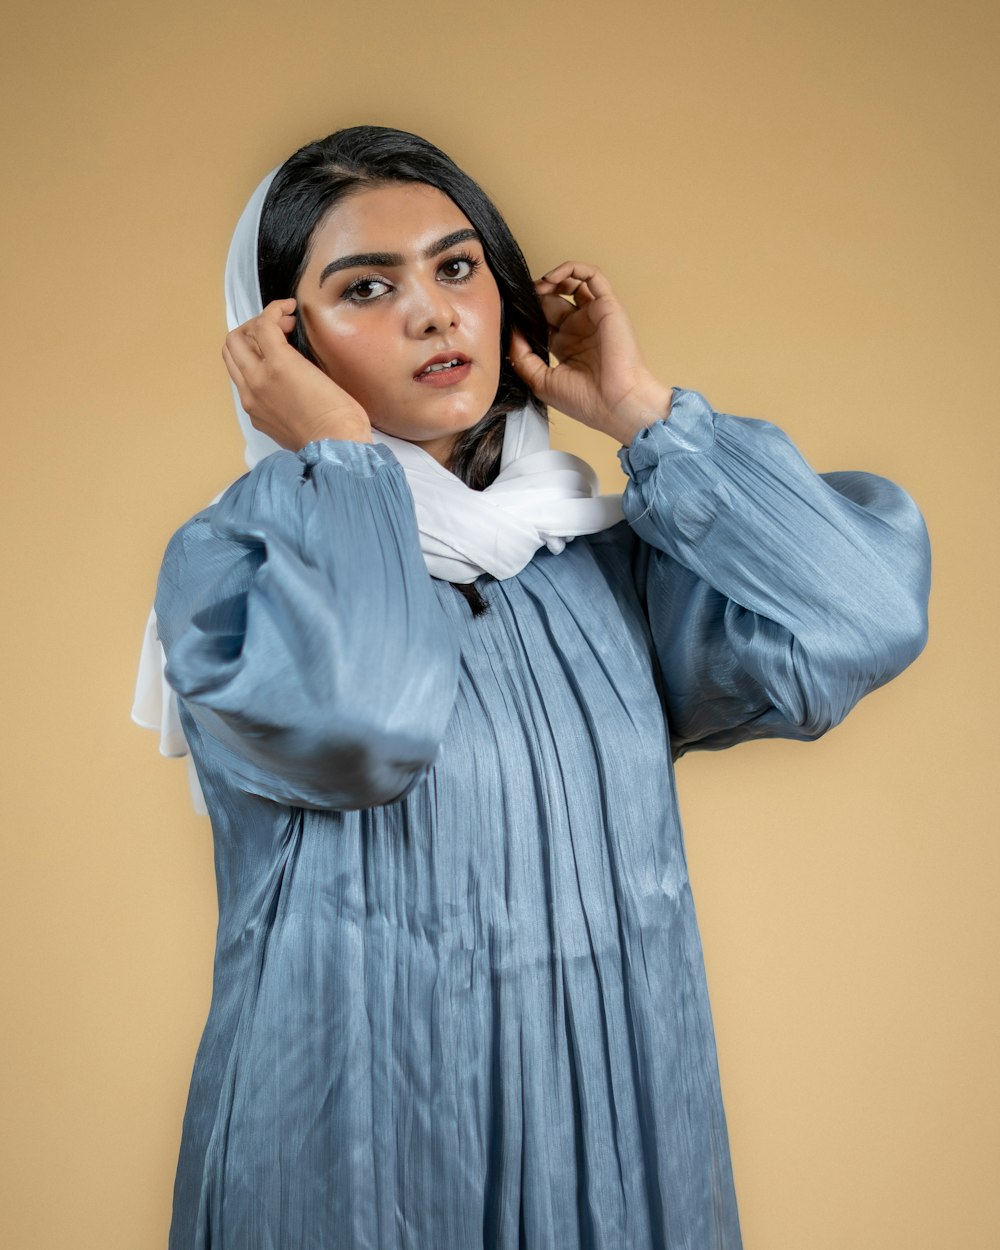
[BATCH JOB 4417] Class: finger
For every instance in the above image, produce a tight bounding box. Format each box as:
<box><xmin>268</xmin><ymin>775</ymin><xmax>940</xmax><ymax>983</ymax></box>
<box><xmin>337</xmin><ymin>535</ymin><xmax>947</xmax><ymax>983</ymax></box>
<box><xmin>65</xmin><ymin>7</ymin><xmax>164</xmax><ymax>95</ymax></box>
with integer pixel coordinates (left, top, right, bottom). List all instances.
<box><xmin>225</xmin><ymin>325</ymin><xmax>266</xmax><ymax>371</ymax></box>
<box><xmin>249</xmin><ymin>309</ymin><xmax>297</xmax><ymax>356</ymax></box>
<box><xmin>260</xmin><ymin>298</ymin><xmax>299</xmax><ymax>337</ymax></box>
<box><xmin>231</xmin><ymin>299</ymin><xmax>298</xmax><ymax>355</ymax></box>
<box><xmin>239</xmin><ymin>310</ymin><xmax>299</xmax><ymax>366</ymax></box>
<box><xmin>540</xmin><ymin>275</ymin><xmax>600</xmax><ymax>309</ymax></box>
<box><xmin>535</xmin><ymin>261</ymin><xmax>580</xmax><ymax>287</ymax></box>
<box><xmin>508</xmin><ymin>328</ymin><xmax>550</xmax><ymax>394</ymax></box>
<box><xmin>222</xmin><ymin>341</ymin><xmax>253</xmax><ymax>406</ymax></box>
<box><xmin>536</xmin><ymin>263</ymin><xmax>612</xmax><ymax>301</ymax></box>
<box><xmin>538</xmin><ymin>293</ymin><xmax>578</xmax><ymax>332</ymax></box>
<box><xmin>262</xmin><ymin>297</ymin><xmax>297</xmax><ymax>318</ymax></box>
<box><xmin>538</xmin><ymin>261</ymin><xmax>607</xmax><ymax>288</ymax></box>
<box><xmin>538</xmin><ymin>270</ymin><xmax>591</xmax><ymax>299</ymax></box>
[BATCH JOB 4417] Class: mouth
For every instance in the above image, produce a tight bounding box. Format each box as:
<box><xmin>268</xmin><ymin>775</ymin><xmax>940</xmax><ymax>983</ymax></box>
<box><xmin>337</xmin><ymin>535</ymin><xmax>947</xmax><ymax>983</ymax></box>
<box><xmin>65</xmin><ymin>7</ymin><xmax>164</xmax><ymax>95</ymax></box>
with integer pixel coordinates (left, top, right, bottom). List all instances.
<box><xmin>414</xmin><ymin>351</ymin><xmax>472</xmax><ymax>382</ymax></box>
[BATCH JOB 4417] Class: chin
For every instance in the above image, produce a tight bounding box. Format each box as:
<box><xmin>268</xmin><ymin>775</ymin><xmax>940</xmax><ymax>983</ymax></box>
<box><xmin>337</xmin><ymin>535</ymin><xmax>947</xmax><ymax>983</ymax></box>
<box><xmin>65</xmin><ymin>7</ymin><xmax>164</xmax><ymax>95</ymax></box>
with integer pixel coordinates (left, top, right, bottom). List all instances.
<box><xmin>410</xmin><ymin>401</ymin><xmax>493</xmax><ymax>440</ymax></box>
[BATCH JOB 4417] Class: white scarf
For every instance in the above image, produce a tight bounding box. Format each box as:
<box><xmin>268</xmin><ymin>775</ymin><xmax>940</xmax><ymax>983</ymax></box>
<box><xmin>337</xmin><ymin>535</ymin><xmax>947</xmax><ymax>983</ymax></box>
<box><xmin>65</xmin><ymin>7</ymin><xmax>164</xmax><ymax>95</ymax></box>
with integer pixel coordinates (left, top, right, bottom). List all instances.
<box><xmin>133</xmin><ymin>168</ymin><xmax>624</xmax><ymax>806</ymax></box>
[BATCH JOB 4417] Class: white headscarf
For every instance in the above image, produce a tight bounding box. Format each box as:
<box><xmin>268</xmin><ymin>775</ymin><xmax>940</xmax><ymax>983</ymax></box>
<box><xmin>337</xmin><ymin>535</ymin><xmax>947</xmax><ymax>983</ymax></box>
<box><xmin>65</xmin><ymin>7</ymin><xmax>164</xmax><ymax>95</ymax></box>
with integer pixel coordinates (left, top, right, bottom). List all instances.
<box><xmin>133</xmin><ymin>166</ymin><xmax>624</xmax><ymax>809</ymax></box>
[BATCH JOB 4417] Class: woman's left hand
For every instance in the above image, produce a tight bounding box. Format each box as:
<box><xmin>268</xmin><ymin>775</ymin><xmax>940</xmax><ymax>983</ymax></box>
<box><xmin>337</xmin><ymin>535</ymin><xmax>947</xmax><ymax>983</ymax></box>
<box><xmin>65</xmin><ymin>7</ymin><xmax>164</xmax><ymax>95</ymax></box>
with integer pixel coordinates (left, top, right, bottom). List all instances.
<box><xmin>509</xmin><ymin>262</ymin><xmax>672</xmax><ymax>445</ymax></box>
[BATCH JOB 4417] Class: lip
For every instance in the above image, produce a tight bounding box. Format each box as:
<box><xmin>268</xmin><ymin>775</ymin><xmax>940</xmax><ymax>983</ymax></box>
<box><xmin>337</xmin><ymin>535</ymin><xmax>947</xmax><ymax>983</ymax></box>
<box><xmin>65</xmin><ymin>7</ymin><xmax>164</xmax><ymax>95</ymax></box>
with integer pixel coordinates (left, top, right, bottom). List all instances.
<box><xmin>414</xmin><ymin>350</ymin><xmax>471</xmax><ymax>379</ymax></box>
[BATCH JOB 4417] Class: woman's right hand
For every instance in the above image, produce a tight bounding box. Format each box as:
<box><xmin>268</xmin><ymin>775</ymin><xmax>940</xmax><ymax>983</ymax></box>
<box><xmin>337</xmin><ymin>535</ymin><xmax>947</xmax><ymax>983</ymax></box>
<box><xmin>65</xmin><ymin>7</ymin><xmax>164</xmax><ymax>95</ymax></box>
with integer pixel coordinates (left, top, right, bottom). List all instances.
<box><xmin>222</xmin><ymin>299</ymin><xmax>372</xmax><ymax>450</ymax></box>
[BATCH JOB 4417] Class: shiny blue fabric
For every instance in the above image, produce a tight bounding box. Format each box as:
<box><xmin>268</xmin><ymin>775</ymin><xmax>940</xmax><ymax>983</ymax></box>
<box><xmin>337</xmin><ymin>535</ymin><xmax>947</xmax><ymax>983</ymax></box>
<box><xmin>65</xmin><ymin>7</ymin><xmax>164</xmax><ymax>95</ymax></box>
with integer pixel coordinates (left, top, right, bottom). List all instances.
<box><xmin>155</xmin><ymin>388</ymin><xmax>930</xmax><ymax>1249</ymax></box>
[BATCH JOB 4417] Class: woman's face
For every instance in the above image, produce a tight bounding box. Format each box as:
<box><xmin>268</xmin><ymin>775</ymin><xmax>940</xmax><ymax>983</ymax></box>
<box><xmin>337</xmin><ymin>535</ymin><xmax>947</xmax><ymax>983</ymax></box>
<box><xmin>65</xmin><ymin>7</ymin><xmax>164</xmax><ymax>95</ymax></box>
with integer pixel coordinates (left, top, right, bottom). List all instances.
<box><xmin>295</xmin><ymin>182</ymin><xmax>503</xmax><ymax>467</ymax></box>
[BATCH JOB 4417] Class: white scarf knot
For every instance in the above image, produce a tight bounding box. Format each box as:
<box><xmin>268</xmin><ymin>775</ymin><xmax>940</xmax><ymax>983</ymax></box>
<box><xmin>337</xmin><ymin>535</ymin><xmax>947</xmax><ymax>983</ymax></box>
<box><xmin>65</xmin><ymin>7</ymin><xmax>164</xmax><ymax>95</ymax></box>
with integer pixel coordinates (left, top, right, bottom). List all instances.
<box><xmin>133</xmin><ymin>166</ymin><xmax>624</xmax><ymax>809</ymax></box>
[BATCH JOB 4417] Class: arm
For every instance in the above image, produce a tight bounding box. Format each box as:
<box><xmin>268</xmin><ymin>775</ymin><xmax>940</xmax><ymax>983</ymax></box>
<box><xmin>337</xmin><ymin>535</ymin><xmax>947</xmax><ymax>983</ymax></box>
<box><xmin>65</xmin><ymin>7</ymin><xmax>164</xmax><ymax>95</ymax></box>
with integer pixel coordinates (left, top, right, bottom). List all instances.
<box><xmin>620</xmin><ymin>389</ymin><xmax>931</xmax><ymax>753</ymax></box>
<box><xmin>155</xmin><ymin>438</ymin><xmax>460</xmax><ymax>810</ymax></box>
<box><xmin>509</xmin><ymin>261</ymin><xmax>930</xmax><ymax>753</ymax></box>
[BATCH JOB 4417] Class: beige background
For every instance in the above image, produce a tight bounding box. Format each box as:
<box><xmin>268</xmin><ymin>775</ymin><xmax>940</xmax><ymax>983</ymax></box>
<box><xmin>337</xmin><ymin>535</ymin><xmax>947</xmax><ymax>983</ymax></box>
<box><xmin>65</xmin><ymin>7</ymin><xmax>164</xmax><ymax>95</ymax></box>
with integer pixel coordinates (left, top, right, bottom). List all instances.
<box><xmin>2</xmin><ymin>1</ymin><xmax>997</xmax><ymax>1246</ymax></box>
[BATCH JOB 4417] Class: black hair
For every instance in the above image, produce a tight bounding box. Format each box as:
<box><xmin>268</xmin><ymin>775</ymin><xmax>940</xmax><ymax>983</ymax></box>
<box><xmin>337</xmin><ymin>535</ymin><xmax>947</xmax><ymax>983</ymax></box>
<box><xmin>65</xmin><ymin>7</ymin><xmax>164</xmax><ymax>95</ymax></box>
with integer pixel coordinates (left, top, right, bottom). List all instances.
<box><xmin>256</xmin><ymin>124</ymin><xmax>547</xmax><ymax>612</ymax></box>
<box><xmin>257</xmin><ymin>126</ymin><xmax>551</xmax><ymax>617</ymax></box>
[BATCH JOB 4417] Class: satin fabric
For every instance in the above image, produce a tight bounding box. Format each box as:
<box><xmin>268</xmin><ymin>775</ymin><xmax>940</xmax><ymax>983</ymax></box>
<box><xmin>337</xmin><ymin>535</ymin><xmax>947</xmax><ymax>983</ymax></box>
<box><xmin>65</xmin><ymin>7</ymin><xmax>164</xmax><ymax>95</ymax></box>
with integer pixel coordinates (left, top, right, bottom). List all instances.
<box><xmin>132</xmin><ymin>170</ymin><xmax>624</xmax><ymax>808</ymax></box>
<box><xmin>220</xmin><ymin>165</ymin><xmax>624</xmax><ymax>578</ymax></box>
<box><xmin>156</xmin><ymin>388</ymin><xmax>930</xmax><ymax>1249</ymax></box>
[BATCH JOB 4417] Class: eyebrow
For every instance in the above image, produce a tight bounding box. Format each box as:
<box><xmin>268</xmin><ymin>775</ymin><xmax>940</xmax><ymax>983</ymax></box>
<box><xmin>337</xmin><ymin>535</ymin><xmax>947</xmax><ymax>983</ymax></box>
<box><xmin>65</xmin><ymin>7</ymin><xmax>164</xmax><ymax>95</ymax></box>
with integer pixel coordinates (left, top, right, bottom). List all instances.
<box><xmin>317</xmin><ymin>228</ymin><xmax>481</xmax><ymax>287</ymax></box>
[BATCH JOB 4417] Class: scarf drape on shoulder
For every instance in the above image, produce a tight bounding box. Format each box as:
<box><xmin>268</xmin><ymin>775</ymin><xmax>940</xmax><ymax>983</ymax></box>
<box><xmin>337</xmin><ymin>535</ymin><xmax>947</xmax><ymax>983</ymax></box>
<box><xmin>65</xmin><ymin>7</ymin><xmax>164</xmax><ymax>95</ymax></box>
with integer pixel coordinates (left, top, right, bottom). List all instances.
<box><xmin>132</xmin><ymin>167</ymin><xmax>624</xmax><ymax>809</ymax></box>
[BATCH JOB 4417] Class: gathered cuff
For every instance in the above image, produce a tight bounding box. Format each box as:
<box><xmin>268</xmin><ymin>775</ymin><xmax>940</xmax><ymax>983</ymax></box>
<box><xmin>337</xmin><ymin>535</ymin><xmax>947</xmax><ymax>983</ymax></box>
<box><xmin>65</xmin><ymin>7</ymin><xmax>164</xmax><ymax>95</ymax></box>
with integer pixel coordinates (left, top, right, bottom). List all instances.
<box><xmin>617</xmin><ymin>388</ymin><xmax>717</xmax><ymax>481</ymax></box>
<box><xmin>299</xmin><ymin>437</ymin><xmax>397</xmax><ymax>476</ymax></box>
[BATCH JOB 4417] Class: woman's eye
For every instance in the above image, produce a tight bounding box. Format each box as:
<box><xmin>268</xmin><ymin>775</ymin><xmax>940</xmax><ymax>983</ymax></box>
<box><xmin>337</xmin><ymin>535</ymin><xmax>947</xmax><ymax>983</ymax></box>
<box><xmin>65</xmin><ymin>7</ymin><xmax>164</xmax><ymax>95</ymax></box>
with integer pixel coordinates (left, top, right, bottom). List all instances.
<box><xmin>344</xmin><ymin>277</ymin><xmax>392</xmax><ymax>302</ymax></box>
<box><xmin>439</xmin><ymin>255</ymin><xmax>480</xmax><ymax>282</ymax></box>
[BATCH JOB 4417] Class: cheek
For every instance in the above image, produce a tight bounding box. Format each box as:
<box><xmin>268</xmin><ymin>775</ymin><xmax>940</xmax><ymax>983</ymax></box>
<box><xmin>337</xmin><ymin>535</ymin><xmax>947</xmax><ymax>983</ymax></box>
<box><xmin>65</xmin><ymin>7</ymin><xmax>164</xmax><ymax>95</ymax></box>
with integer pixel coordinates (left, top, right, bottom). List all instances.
<box><xmin>467</xmin><ymin>288</ymin><xmax>503</xmax><ymax>360</ymax></box>
<box><xmin>308</xmin><ymin>316</ymin><xmax>392</xmax><ymax>390</ymax></box>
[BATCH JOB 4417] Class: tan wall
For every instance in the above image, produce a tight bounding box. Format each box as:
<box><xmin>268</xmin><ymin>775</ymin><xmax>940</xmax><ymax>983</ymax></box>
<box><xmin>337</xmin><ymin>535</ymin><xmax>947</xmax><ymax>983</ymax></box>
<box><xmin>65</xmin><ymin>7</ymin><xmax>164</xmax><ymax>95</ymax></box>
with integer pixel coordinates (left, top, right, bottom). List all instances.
<box><xmin>2</xmin><ymin>1</ymin><xmax>997</xmax><ymax>1246</ymax></box>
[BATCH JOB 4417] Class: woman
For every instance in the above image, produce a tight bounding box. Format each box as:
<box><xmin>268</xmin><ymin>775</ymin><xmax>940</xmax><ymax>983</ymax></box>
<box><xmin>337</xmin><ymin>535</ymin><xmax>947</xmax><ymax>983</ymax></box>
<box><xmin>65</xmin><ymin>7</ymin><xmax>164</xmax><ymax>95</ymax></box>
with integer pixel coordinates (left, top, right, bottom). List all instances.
<box><xmin>138</xmin><ymin>126</ymin><xmax>930</xmax><ymax>1249</ymax></box>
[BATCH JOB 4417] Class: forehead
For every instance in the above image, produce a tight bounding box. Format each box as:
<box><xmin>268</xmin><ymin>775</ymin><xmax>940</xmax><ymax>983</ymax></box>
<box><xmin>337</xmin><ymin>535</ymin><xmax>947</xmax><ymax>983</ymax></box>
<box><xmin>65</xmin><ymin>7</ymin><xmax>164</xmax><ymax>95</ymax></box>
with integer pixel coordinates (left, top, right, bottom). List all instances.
<box><xmin>308</xmin><ymin>182</ymin><xmax>473</xmax><ymax>258</ymax></box>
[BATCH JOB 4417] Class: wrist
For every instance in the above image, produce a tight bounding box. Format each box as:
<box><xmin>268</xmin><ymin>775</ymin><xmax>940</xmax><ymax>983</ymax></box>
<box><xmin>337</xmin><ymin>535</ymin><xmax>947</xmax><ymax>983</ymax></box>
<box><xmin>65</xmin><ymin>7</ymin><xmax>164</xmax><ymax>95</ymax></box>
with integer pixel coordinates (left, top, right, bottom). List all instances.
<box><xmin>300</xmin><ymin>411</ymin><xmax>372</xmax><ymax>448</ymax></box>
<box><xmin>606</xmin><ymin>376</ymin><xmax>674</xmax><ymax>446</ymax></box>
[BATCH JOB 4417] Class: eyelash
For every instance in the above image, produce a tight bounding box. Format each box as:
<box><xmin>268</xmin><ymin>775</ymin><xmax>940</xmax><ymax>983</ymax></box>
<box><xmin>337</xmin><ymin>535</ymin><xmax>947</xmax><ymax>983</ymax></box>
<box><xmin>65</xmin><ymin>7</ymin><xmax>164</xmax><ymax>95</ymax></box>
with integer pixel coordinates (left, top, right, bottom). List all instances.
<box><xmin>342</xmin><ymin>251</ymin><xmax>483</xmax><ymax>303</ymax></box>
<box><xmin>438</xmin><ymin>250</ymin><xmax>483</xmax><ymax>283</ymax></box>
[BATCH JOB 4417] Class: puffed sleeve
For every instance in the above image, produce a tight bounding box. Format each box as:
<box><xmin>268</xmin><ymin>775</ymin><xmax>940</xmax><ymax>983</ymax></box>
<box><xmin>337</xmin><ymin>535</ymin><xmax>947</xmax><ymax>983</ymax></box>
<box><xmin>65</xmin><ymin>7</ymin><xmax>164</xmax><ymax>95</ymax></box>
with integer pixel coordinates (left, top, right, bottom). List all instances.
<box><xmin>618</xmin><ymin>388</ymin><xmax>931</xmax><ymax>755</ymax></box>
<box><xmin>154</xmin><ymin>439</ymin><xmax>461</xmax><ymax>810</ymax></box>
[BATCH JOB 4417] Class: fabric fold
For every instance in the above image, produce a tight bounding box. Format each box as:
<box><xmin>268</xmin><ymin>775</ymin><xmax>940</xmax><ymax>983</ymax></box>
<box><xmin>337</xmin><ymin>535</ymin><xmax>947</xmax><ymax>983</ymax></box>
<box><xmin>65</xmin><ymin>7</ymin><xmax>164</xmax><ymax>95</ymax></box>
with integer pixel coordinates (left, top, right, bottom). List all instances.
<box><xmin>134</xmin><ymin>166</ymin><xmax>625</xmax><ymax>804</ymax></box>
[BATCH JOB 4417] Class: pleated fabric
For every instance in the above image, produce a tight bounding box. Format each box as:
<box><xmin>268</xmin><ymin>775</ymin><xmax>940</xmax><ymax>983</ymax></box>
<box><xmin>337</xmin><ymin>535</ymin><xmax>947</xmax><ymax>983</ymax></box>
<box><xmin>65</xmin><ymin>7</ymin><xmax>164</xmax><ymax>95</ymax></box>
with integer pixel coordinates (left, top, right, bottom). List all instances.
<box><xmin>155</xmin><ymin>389</ymin><xmax>930</xmax><ymax>1250</ymax></box>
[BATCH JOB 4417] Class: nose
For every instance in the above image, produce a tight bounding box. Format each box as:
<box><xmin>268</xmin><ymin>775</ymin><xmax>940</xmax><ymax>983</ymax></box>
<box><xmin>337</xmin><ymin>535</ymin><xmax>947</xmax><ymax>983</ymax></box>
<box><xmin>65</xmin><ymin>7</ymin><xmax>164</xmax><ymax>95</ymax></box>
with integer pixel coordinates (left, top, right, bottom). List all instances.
<box><xmin>405</xmin><ymin>276</ymin><xmax>460</xmax><ymax>338</ymax></box>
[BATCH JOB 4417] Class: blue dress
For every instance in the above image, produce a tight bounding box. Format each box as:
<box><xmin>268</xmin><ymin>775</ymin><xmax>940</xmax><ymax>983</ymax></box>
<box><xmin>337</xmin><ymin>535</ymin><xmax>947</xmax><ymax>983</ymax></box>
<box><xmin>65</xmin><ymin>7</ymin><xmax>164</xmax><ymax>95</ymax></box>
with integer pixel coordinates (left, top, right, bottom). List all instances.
<box><xmin>155</xmin><ymin>388</ymin><xmax>930</xmax><ymax>1250</ymax></box>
